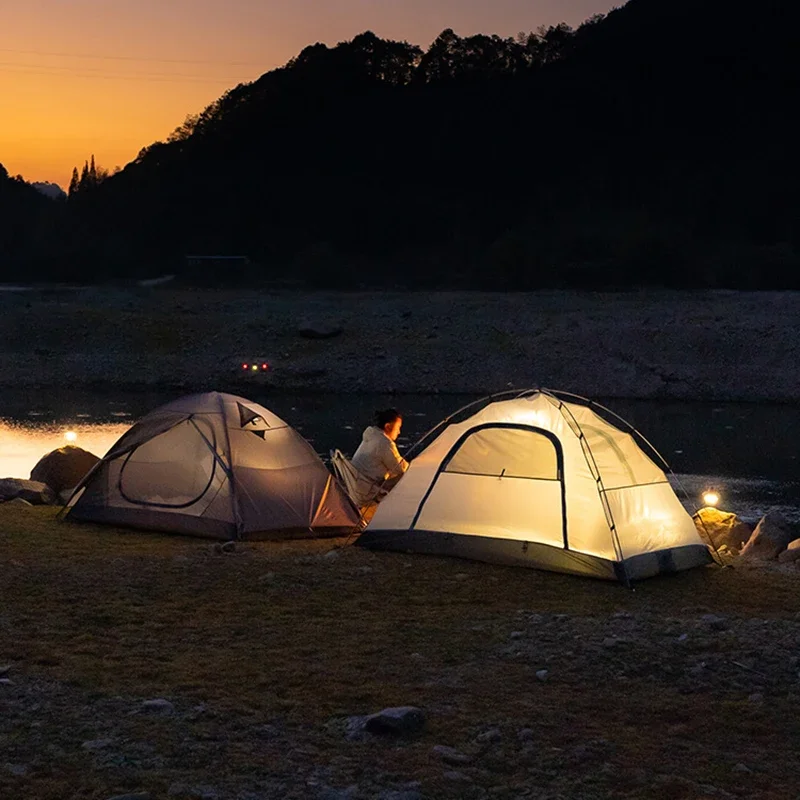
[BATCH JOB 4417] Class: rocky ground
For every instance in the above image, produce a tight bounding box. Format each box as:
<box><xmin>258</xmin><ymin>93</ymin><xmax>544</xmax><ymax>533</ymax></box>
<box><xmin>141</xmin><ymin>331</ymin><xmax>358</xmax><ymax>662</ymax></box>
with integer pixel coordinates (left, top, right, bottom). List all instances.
<box><xmin>2</xmin><ymin>506</ymin><xmax>800</xmax><ymax>800</ymax></box>
<box><xmin>1</xmin><ymin>287</ymin><xmax>799</xmax><ymax>400</ymax></box>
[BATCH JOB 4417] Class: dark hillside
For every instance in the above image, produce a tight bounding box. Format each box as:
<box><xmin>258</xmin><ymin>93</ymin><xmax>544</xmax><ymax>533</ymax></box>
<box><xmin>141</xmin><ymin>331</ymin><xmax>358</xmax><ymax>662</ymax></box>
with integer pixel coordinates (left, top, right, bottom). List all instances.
<box><xmin>4</xmin><ymin>0</ymin><xmax>799</xmax><ymax>287</ymax></box>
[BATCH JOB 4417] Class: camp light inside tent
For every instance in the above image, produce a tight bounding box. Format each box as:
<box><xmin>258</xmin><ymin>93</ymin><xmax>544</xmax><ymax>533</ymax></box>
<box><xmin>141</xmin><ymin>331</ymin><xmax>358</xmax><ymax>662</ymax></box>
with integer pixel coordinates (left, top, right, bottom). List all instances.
<box><xmin>66</xmin><ymin>392</ymin><xmax>360</xmax><ymax>539</ymax></box>
<box><xmin>358</xmin><ymin>390</ymin><xmax>712</xmax><ymax>581</ymax></box>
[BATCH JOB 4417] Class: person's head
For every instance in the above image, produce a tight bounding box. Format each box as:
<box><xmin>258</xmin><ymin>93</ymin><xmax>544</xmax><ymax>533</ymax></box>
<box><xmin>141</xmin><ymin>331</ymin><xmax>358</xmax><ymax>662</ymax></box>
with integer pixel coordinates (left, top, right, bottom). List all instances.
<box><xmin>375</xmin><ymin>408</ymin><xmax>402</xmax><ymax>441</ymax></box>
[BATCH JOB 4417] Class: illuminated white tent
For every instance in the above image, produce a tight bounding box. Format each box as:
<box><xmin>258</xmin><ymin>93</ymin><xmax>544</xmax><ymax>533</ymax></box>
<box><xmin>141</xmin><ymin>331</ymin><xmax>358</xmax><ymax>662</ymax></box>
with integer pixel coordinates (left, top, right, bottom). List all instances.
<box><xmin>67</xmin><ymin>392</ymin><xmax>359</xmax><ymax>539</ymax></box>
<box><xmin>358</xmin><ymin>390</ymin><xmax>711</xmax><ymax>581</ymax></box>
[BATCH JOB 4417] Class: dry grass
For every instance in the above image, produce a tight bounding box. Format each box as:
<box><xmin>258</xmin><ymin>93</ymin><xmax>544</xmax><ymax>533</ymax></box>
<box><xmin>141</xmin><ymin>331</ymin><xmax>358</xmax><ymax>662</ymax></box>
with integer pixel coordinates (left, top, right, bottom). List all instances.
<box><xmin>2</xmin><ymin>505</ymin><xmax>799</xmax><ymax>799</ymax></box>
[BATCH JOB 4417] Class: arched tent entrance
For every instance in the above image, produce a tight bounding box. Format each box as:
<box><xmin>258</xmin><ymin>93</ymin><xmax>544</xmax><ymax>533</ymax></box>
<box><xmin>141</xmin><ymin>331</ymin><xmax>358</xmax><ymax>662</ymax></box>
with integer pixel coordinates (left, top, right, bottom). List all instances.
<box><xmin>66</xmin><ymin>392</ymin><xmax>360</xmax><ymax>539</ymax></box>
<box><xmin>358</xmin><ymin>390</ymin><xmax>711</xmax><ymax>581</ymax></box>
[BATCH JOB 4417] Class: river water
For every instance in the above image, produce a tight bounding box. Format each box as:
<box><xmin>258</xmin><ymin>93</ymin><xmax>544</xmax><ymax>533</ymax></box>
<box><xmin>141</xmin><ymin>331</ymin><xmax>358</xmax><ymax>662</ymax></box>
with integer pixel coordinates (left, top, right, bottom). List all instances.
<box><xmin>2</xmin><ymin>389</ymin><xmax>799</xmax><ymax>524</ymax></box>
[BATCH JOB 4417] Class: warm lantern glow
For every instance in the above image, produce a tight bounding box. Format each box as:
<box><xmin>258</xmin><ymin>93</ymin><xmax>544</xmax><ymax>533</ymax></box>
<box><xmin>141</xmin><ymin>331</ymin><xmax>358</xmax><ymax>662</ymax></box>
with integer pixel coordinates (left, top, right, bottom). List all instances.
<box><xmin>64</xmin><ymin>430</ymin><xmax>78</xmax><ymax>442</ymax></box>
<box><xmin>702</xmin><ymin>490</ymin><xmax>720</xmax><ymax>508</ymax></box>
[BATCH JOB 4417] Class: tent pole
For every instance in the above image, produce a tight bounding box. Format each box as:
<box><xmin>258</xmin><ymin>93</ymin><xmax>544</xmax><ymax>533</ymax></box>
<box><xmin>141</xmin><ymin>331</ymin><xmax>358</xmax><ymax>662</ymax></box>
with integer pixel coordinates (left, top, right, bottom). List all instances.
<box><xmin>217</xmin><ymin>393</ymin><xmax>244</xmax><ymax>540</ymax></box>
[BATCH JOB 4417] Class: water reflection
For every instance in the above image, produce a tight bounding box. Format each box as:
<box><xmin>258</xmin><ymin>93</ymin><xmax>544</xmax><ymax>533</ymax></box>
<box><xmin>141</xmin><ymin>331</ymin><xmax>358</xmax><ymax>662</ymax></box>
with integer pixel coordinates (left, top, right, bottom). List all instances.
<box><xmin>0</xmin><ymin>420</ymin><xmax>131</xmax><ymax>479</ymax></box>
<box><xmin>2</xmin><ymin>391</ymin><xmax>800</xmax><ymax>523</ymax></box>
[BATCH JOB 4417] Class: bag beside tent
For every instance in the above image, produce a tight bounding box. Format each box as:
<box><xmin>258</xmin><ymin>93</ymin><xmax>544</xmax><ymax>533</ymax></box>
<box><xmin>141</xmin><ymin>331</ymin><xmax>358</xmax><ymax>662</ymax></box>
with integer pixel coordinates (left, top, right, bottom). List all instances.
<box><xmin>66</xmin><ymin>392</ymin><xmax>359</xmax><ymax>539</ymax></box>
<box><xmin>358</xmin><ymin>390</ymin><xmax>712</xmax><ymax>581</ymax></box>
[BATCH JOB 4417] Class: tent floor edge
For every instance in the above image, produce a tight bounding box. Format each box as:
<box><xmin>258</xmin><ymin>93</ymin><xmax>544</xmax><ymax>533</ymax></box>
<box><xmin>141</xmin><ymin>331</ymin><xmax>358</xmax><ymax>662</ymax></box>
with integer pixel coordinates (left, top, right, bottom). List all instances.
<box><xmin>619</xmin><ymin>544</ymin><xmax>713</xmax><ymax>582</ymax></box>
<box><xmin>358</xmin><ymin>531</ymin><xmax>714</xmax><ymax>582</ymax></box>
<box><xmin>66</xmin><ymin>506</ymin><xmax>237</xmax><ymax>540</ymax></box>
<box><xmin>357</xmin><ymin>530</ymin><xmax>618</xmax><ymax>580</ymax></box>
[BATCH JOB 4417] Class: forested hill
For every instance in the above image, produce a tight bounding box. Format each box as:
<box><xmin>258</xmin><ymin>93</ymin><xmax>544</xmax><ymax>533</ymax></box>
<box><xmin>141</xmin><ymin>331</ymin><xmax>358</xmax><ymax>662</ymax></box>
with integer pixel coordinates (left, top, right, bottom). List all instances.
<box><xmin>3</xmin><ymin>0</ymin><xmax>799</xmax><ymax>288</ymax></box>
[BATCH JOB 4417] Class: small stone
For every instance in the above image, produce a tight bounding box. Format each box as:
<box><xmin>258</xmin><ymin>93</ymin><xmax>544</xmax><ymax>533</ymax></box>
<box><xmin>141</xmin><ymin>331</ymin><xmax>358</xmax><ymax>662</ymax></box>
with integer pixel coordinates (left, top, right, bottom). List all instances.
<box><xmin>364</xmin><ymin>706</ymin><xmax>426</xmax><ymax>735</ymax></box>
<box><xmin>432</xmin><ymin>745</ymin><xmax>472</xmax><ymax>765</ymax></box>
<box><xmin>220</xmin><ymin>541</ymin><xmax>236</xmax><ymax>554</ymax></box>
<box><xmin>0</xmin><ymin>665</ymin><xmax>9</xmax><ymax>676</ymax></box>
<box><xmin>0</xmin><ymin>678</ymin><xmax>13</xmax><ymax>686</ymax></box>
<box><xmin>602</xmin><ymin>637</ymin><xmax>620</xmax><ymax>648</ymax></box>
<box><xmin>676</xmin><ymin>633</ymin><xmax>689</xmax><ymax>642</ymax></box>
<box><xmin>5</xmin><ymin>763</ymin><xmax>27</xmax><ymax>776</ymax></box>
<box><xmin>259</xmin><ymin>572</ymin><xmax>277</xmax><ymax>583</ymax></box>
<box><xmin>748</xmin><ymin>693</ymin><xmax>764</xmax><ymax>704</ymax></box>
<box><xmin>701</xmin><ymin>614</ymin><xmax>728</xmax><ymax>631</ymax></box>
<box><xmin>82</xmin><ymin>738</ymin><xmax>113</xmax><ymax>751</ymax></box>
<box><xmin>517</xmin><ymin>728</ymin><xmax>535</xmax><ymax>742</ymax></box>
<box><xmin>476</xmin><ymin>728</ymin><xmax>502</xmax><ymax>744</ymax></box>
<box><xmin>733</xmin><ymin>763</ymin><xmax>752</xmax><ymax>774</ymax></box>
<box><xmin>536</xmin><ymin>669</ymin><xmax>549</xmax><ymax>682</ymax></box>
<box><xmin>509</xmin><ymin>631</ymin><xmax>524</xmax><ymax>640</ymax></box>
<box><xmin>323</xmin><ymin>550</ymin><xmax>340</xmax><ymax>561</ymax></box>
<box><xmin>454</xmin><ymin>573</ymin><xmax>469</xmax><ymax>581</ymax></box>
<box><xmin>141</xmin><ymin>698</ymin><xmax>174</xmax><ymax>714</ymax></box>
<box><xmin>254</xmin><ymin>724</ymin><xmax>281</xmax><ymax>739</ymax></box>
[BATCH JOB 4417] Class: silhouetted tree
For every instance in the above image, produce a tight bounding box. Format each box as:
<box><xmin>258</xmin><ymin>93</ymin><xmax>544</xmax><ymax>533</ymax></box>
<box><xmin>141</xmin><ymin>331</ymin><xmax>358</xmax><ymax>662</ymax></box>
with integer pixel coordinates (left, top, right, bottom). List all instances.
<box><xmin>4</xmin><ymin>0</ymin><xmax>800</xmax><ymax>288</ymax></box>
<box><xmin>68</xmin><ymin>167</ymin><xmax>80</xmax><ymax>197</ymax></box>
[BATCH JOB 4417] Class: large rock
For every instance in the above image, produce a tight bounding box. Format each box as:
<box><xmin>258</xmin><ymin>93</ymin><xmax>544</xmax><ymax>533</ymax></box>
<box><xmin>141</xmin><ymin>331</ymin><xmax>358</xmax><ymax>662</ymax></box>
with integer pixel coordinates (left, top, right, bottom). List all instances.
<box><xmin>30</xmin><ymin>445</ymin><xmax>99</xmax><ymax>493</ymax></box>
<box><xmin>297</xmin><ymin>320</ymin><xmax>343</xmax><ymax>340</ymax></box>
<box><xmin>364</xmin><ymin>706</ymin><xmax>426</xmax><ymax>736</ymax></box>
<box><xmin>778</xmin><ymin>539</ymin><xmax>800</xmax><ymax>563</ymax></box>
<box><xmin>693</xmin><ymin>508</ymin><xmax>752</xmax><ymax>553</ymax></box>
<box><xmin>740</xmin><ymin>513</ymin><xmax>797</xmax><ymax>561</ymax></box>
<box><xmin>0</xmin><ymin>478</ymin><xmax>56</xmax><ymax>505</ymax></box>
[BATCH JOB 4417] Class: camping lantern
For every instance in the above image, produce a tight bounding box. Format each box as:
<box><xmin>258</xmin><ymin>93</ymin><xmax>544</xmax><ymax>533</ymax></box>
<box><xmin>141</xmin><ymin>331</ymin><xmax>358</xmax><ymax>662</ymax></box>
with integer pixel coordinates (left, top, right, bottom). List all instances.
<box><xmin>702</xmin><ymin>490</ymin><xmax>720</xmax><ymax>508</ymax></box>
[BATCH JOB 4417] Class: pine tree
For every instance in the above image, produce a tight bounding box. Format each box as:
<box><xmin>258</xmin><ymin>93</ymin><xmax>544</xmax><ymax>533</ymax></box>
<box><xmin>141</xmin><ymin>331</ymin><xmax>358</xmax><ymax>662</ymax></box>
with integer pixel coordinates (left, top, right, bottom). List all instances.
<box><xmin>89</xmin><ymin>154</ymin><xmax>97</xmax><ymax>187</ymax></box>
<box><xmin>78</xmin><ymin>161</ymin><xmax>89</xmax><ymax>192</ymax></box>
<box><xmin>68</xmin><ymin>167</ymin><xmax>80</xmax><ymax>197</ymax></box>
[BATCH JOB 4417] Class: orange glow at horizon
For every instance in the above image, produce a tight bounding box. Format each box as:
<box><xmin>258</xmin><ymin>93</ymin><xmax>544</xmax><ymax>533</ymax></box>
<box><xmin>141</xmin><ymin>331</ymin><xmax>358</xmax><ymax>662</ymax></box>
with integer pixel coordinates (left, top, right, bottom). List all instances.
<box><xmin>1</xmin><ymin>0</ymin><xmax>613</xmax><ymax>188</ymax></box>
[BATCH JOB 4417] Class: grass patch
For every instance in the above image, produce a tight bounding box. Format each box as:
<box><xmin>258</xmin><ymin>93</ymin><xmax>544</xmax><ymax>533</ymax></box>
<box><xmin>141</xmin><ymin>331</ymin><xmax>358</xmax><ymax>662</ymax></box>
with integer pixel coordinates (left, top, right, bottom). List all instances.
<box><xmin>1</xmin><ymin>506</ymin><xmax>799</xmax><ymax>799</ymax></box>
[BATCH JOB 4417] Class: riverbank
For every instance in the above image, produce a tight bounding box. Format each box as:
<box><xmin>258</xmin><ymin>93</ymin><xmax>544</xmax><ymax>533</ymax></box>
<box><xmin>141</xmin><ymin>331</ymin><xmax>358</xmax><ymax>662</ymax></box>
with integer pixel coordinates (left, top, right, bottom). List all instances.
<box><xmin>2</xmin><ymin>506</ymin><xmax>799</xmax><ymax>799</ymax></box>
<box><xmin>1</xmin><ymin>288</ymin><xmax>798</xmax><ymax>401</ymax></box>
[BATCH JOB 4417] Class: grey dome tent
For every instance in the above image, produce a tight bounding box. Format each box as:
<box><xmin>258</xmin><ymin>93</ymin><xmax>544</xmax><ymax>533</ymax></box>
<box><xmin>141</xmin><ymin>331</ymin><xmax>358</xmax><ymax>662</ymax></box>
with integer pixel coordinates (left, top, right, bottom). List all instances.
<box><xmin>66</xmin><ymin>392</ymin><xmax>360</xmax><ymax>539</ymax></box>
<box><xmin>358</xmin><ymin>390</ymin><xmax>712</xmax><ymax>581</ymax></box>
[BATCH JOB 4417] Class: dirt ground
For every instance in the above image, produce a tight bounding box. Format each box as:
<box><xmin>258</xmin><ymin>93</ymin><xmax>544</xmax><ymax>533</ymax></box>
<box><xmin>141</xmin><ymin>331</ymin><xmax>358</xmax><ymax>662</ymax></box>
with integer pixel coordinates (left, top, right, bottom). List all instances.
<box><xmin>1</xmin><ymin>288</ymin><xmax>799</xmax><ymax>400</ymax></box>
<box><xmin>2</xmin><ymin>506</ymin><xmax>799</xmax><ymax>800</ymax></box>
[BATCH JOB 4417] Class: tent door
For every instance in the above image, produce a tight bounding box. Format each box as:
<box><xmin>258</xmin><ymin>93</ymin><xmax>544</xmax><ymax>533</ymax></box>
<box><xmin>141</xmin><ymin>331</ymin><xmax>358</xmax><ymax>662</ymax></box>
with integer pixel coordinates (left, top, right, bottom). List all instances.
<box><xmin>411</xmin><ymin>423</ymin><xmax>569</xmax><ymax>549</ymax></box>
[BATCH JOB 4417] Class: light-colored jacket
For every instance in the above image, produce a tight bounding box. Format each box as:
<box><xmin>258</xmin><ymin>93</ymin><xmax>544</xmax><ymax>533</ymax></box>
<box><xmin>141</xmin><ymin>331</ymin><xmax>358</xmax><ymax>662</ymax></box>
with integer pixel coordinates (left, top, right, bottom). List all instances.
<box><xmin>351</xmin><ymin>426</ymin><xmax>409</xmax><ymax>484</ymax></box>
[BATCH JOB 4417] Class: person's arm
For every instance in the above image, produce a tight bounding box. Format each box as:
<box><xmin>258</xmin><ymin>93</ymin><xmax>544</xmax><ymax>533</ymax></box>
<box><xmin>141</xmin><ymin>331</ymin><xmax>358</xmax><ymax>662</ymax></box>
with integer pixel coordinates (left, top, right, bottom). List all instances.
<box><xmin>381</xmin><ymin>437</ymin><xmax>409</xmax><ymax>480</ymax></box>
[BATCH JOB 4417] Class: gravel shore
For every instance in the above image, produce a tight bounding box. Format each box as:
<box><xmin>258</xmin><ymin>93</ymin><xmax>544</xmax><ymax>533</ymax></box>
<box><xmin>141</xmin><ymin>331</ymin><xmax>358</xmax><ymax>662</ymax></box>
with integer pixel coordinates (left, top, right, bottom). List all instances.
<box><xmin>1</xmin><ymin>288</ymin><xmax>798</xmax><ymax>401</ymax></box>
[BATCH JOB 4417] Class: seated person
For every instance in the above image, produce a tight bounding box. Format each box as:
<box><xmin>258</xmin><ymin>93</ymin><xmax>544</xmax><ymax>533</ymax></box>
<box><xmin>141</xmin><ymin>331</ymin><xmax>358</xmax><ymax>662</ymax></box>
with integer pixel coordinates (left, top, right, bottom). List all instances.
<box><xmin>352</xmin><ymin>408</ymin><xmax>409</xmax><ymax>496</ymax></box>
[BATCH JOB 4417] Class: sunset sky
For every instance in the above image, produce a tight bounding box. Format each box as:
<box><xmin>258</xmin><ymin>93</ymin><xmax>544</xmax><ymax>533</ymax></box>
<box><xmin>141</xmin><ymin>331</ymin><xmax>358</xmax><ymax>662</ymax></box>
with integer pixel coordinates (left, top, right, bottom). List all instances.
<box><xmin>2</xmin><ymin>0</ymin><xmax>615</xmax><ymax>188</ymax></box>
